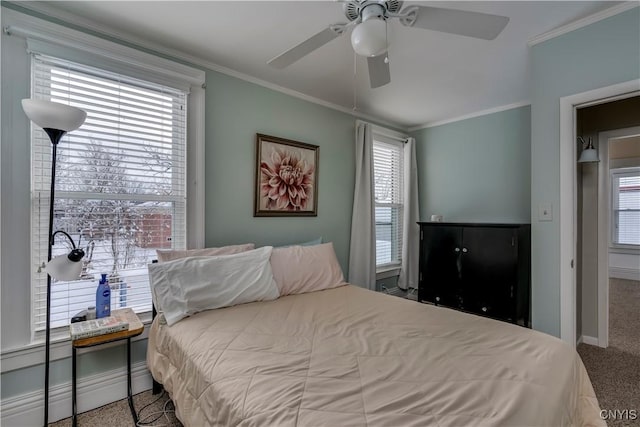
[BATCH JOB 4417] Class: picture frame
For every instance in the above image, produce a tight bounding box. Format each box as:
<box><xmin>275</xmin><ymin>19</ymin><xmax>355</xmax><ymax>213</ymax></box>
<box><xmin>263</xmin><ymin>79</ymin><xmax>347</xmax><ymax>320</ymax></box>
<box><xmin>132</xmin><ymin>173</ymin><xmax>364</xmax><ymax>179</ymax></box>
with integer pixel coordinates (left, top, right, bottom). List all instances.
<box><xmin>254</xmin><ymin>134</ymin><xmax>319</xmax><ymax>217</ymax></box>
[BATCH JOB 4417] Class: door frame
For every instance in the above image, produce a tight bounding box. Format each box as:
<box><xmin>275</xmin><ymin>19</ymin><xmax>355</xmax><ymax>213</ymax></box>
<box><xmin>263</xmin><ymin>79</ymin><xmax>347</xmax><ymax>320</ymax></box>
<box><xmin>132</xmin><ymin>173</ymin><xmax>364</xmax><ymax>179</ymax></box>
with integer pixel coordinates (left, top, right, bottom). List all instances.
<box><xmin>597</xmin><ymin>126</ymin><xmax>640</xmax><ymax>347</ymax></box>
<box><xmin>559</xmin><ymin>79</ymin><xmax>639</xmax><ymax>347</ymax></box>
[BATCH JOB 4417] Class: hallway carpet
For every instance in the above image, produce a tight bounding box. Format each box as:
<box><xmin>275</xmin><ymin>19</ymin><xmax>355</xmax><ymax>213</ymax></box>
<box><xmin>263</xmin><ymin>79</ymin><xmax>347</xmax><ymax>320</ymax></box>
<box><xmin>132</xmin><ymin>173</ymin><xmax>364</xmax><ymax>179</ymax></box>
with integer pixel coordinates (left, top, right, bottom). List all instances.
<box><xmin>578</xmin><ymin>278</ymin><xmax>640</xmax><ymax>427</ymax></box>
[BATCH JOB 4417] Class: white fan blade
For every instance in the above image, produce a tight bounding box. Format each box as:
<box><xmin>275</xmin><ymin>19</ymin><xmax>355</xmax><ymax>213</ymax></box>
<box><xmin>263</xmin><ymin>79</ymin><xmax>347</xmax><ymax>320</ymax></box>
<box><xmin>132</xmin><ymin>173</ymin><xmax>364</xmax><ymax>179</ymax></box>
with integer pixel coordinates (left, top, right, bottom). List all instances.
<box><xmin>368</xmin><ymin>53</ymin><xmax>390</xmax><ymax>88</ymax></box>
<box><xmin>268</xmin><ymin>24</ymin><xmax>346</xmax><ymax>68</ymax></box>
<box><xmin>401</xmin><ymin>6</ymin><xmax>509</xmax><ymax>40</ymax></box>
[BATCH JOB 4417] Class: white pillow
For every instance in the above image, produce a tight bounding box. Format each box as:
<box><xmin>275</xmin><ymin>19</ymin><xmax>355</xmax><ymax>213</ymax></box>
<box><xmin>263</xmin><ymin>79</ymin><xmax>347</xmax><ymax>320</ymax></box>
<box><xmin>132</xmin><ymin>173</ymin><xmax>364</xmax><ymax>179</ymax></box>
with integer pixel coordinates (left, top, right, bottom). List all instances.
<box><xmin>156</xmin><ymin>243</ymin><xmax>255</xmax><ymax>262</ymax></box>
<box><xmin>270</xmin><ymin>242</ymin><xmax>346</xmax><ymax>296</ymax></box>
<box><xmin>148</xmin><ymin>246</ymin><xmax>280</xmax><ymax>326</ymax></box>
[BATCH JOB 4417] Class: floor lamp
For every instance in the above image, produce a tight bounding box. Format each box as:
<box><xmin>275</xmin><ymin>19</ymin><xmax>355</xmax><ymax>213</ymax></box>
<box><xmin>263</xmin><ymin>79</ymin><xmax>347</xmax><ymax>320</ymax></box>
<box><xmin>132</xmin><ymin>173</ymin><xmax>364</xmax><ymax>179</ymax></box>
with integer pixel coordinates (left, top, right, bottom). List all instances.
<box><xmin>22</xmin><ymin>99</ymin><xmax>87</xmax><ymax>426</ymax></box>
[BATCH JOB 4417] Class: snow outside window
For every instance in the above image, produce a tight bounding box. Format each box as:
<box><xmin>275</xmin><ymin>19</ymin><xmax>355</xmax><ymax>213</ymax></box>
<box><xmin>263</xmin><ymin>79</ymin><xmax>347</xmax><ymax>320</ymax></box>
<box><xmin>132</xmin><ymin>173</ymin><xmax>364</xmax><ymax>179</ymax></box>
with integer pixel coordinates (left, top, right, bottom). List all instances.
<box><xmin>30</xmin><ymin>54</ymin><xmax>187</xmax><ymax>332</ymax></box>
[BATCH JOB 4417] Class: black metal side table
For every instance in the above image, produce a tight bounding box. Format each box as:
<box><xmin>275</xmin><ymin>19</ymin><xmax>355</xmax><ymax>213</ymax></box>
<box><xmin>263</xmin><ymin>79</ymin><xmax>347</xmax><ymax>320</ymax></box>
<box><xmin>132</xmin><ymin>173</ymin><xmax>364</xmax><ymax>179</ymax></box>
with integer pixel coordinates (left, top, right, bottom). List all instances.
<box><xmin>71</xmin><ymin>308</ymin><xmax>144</xmax><ymax>427</ymax></box>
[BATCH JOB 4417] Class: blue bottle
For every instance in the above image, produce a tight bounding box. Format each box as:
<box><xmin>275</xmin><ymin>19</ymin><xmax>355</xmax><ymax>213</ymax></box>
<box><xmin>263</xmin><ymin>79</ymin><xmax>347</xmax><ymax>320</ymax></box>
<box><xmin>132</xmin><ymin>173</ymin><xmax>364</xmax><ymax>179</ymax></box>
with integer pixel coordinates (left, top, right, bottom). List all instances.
<box><xmin>96</xmin><ymin>274</ymin><xmax>111</xmax><ymax>318</ymax></box>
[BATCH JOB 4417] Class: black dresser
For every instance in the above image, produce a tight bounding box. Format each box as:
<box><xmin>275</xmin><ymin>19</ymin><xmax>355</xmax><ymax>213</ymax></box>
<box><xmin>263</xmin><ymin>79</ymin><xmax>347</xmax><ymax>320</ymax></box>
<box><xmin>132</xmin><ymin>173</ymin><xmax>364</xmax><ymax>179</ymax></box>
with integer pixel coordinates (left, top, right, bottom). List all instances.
<box><xmin>418</xmin><ymin>222</ymin><xmax>531</xmax><ymax>327</ymax></box>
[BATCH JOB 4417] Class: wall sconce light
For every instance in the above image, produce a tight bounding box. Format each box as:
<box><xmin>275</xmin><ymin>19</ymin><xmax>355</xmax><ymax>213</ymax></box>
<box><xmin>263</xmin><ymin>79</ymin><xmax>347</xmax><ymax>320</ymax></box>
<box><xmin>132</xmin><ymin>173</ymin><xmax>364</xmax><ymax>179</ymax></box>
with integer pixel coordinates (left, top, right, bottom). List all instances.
<box><xmin>577</xmin><ymin>136</ymin><xmax>599</xmax><ymax>163</ymax></box>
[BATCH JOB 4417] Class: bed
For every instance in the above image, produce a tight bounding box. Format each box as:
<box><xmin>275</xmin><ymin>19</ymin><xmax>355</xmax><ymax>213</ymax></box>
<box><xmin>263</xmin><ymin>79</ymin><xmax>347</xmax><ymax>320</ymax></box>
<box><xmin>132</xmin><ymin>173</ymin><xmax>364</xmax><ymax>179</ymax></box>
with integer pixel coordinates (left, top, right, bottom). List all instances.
<box><xmin>147</xmin><ymin>281</ymin><xmax>603</xmax><ymax>426</ymax></box>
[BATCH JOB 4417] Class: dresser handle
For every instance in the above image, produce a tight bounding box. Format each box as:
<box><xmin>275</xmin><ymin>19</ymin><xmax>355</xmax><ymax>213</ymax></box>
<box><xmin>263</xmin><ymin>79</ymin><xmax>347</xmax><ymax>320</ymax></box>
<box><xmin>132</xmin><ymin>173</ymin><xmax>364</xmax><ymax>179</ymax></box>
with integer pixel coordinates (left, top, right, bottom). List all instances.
<box><xmin>462</xmin><ymin>248</ymin><xmax>468</xmax><ymax>253</ymax></box>
<box><xmin>454</xmin><ymin>247</ymin><xmax>460</xmax><ymax>252</ymax></box>
<box><xmin>482</xmin><ymin>306</ymin><xmax>488</xmax><ymax>312</ymax></box>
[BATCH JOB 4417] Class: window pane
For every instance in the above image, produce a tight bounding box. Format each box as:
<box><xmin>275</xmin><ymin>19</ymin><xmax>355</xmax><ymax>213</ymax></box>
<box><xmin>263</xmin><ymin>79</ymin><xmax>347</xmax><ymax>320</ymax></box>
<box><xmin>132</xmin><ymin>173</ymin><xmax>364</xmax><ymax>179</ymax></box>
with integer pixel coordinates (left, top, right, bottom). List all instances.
<box><xmin>373</xmin><ymin>143</ymin><xmax>403</xmax><ymax>204</ymax></box>
<box><xmin>612</xmin><ymin>171</ymin><xmax>640</xmax><ymax>246</ymax></box>
<box><xmin>375</xmin><ymin>205</ymin><xmax>403</xmax><ymax>266</ymax></box>
<box><xmin>375</xmin><ymin>206</ymin><xmax>392</xmax><ymax>265</ymax></box>
<box><xmin>373</xmin><ymin>138</ymin><xmax>404</xmax><ymax>267</ymax></box>
<box><xmin>31</xmin><ymin>54</ymin><xmax>187</xmax><ymax>331</ymax></box>
<box><xmin>616</xmin><ymin>210</ymin><xmax>640</xmax><ymax>245</ymax></box>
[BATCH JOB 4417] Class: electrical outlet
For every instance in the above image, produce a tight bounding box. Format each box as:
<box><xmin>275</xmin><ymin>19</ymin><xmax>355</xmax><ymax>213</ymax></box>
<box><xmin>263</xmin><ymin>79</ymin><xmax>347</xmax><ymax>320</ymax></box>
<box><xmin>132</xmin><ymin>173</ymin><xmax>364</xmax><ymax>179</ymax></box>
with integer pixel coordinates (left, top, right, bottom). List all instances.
<box><xmin>538</xmin><ymin>203</ymin><xmax>553</xmax><ymax>221</ymax></box>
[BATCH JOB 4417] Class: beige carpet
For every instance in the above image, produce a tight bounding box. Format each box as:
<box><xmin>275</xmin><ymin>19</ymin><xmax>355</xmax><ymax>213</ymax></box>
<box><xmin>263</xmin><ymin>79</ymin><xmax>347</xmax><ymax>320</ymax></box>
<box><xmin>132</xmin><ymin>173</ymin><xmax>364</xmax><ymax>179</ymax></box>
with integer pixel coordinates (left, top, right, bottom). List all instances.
<box><xmin>578</xmin><ymin>278</ymin><xmax>640</xmax><ymax>427</ymax></box>
<box><xmin>49</xmin><ymin>389</ymin><xmax>182</xmax><ymax>427</ymax></box>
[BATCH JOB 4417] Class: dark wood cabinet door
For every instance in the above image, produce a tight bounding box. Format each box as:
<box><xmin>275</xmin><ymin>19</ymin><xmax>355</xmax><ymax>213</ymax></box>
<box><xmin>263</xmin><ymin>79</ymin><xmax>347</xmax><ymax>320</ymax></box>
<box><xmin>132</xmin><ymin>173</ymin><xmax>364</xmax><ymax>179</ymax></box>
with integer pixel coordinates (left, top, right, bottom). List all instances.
<box><xmin>417</xmin><ymin>222</ymin><xmax>530</xmax><ymax>326</ymax></box>
<box><xmin>461</xmin><ymin>227</ymin><xmax>518</xmax><ymax>321</ymax></box>
<box><xmin>419</xmin><ymin>226</ymin><xmax>463</xmax><ymax>308</ymax></box>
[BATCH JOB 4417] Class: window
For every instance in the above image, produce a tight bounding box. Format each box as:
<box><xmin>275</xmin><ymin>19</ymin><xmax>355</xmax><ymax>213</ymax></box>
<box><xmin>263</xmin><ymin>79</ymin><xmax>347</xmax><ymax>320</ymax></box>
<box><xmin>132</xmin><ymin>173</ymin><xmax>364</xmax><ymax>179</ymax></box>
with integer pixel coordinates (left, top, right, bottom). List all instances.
<box><xmin>611</xmin><ymin>167</ymin><xmax>640</xmax><ymax>247</ymax></box>
<box><xmin>373</xmin><ymin>137</ymin><xmax>404</xmax><ymax>267</ymax></box>
<box><xmin>31</xmin><ymin>54</ymin><xmax>187</xmax><ymax>331</ymax></box>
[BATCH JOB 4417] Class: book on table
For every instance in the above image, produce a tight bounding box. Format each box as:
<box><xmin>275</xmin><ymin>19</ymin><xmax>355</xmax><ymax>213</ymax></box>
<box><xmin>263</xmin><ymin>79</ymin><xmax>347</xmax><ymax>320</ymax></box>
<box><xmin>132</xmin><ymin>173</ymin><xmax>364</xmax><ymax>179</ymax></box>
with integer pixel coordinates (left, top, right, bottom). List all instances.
<box><xmin>70</xmin><ymin>316</ymin><xmax>129</xmax><ymax>340</ymax></box>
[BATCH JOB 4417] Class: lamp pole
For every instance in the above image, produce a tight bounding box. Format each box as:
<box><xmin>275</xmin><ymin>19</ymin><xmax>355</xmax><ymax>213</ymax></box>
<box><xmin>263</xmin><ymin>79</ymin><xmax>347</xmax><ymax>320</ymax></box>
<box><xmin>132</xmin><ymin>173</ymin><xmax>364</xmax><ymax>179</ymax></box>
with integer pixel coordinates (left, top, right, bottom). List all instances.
<box><xmin>43</xmin><ymin>128</ymin><xmax>65</xmax><ymax>427</ymax></box>
<box><xmin>21</xmin><ymin>99</ymin><xmax>87</xmax><ymax>426</ymax></box>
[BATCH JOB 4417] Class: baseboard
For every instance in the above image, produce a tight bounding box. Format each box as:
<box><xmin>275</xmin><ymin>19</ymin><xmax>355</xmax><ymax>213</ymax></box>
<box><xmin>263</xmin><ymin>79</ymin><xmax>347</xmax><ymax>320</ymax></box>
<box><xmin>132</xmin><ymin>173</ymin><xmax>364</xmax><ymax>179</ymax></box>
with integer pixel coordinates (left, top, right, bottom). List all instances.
<box><xmin>0</xmin><ymin>361</ymin><xmax>152</xmax><ymax>426</ymax></box>
<box><xmin>609</xmin><ymin>267</ymin><xmax>640</xmax><ymax>281</ymax></box>
<box><xmin>580</xmin><ymin>335</ymin><xmax>599</xmax><ymax>346</ymax></box>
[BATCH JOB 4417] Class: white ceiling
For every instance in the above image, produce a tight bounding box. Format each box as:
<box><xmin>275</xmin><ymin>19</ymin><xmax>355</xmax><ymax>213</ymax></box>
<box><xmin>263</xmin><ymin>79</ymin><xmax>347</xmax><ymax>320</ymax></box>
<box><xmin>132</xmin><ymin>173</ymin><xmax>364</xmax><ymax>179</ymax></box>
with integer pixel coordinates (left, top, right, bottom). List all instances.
<box><xmin>20</xmin><ymin>1</ymin><xmax>621</xmax><ymax>129</ymax></box>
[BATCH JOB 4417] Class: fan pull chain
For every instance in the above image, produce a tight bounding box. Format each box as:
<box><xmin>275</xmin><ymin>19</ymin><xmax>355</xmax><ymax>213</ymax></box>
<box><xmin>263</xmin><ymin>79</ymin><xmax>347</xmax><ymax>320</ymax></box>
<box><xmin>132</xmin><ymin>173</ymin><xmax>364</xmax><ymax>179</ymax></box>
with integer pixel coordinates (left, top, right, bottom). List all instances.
<box><xmin>385</xmin><ymin>19</ymin><xmax>389</xmax><ymax>63</ymax></box>
<box><xmin>352</xmin><ymin>50</ymin><xmax>357</xmax><ymax>111</ymax></box>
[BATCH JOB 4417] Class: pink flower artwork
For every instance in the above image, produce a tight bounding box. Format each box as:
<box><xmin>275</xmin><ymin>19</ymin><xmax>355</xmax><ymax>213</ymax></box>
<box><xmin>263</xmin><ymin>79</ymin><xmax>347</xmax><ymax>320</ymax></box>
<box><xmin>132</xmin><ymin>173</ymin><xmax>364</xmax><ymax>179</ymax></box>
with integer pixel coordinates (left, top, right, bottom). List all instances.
<box><xmin>255</xmin><ymin>136</ymin><xmax>318</xmax><ymax>216</ymax></box>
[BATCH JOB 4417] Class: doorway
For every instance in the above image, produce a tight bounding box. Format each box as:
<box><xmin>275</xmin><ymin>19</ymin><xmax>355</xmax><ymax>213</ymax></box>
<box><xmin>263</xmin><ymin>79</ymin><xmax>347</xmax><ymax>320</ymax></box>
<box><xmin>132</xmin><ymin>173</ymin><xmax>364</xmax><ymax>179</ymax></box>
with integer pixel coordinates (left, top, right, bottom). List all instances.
<box><xmin>575</xmin><ymin>97</ymin><xmax>640</xmax><ymax>348</ymax></box>
<box><xmin>558</xmin><ymin>80</ymin><xmax>639</xmax><ymax>347</ymax></box>
<box><xmin>596</xmin><ymin>131</ymin><xmax>640</xmax><ymax>349</ymax></box>
<box><xmin>576</xmin><ymin>126</ymin><xmax>640</xmax><ymax>425</ymax></box>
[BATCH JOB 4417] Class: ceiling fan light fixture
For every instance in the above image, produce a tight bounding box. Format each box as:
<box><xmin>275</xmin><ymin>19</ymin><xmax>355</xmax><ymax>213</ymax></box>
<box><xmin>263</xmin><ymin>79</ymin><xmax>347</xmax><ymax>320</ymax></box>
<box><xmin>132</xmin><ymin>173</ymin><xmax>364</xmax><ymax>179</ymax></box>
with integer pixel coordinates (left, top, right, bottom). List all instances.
<box><xmin>350</xmin><ymin>18</ymin><xmax>388</xmax><ymax>57</ymax></box>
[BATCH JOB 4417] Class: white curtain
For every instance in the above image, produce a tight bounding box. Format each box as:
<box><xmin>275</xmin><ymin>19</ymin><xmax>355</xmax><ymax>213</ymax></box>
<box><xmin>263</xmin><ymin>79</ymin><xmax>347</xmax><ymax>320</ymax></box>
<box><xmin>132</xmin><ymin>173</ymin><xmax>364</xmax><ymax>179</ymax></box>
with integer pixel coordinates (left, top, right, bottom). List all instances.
<box><xmin>348</xmin><ymin>122</ymin><xmax>377</xmax><ymax>290</ymax></box>
<box><xmin>398</xmin><ymin>137</ymin><xmax>420</xmax><ymax>290</ymax></box>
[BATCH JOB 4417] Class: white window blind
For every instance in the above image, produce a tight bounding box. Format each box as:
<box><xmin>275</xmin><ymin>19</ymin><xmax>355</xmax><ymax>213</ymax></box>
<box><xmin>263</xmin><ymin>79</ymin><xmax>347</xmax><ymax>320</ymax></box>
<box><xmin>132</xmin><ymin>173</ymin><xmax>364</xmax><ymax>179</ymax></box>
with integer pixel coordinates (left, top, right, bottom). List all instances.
<box><xmin>31</xmin><ymin>54</ymin><xmax>187</xmax><ymax>331</ymax></box>
<box><xmin>611</xmin><ymin>168</ymin><xmax>640</xmax><ymax>247</ymax></box>
<box><xmin>373</xmin><ymin>138</ymin><xmax>404</xmax><ymax>267</ymax></box>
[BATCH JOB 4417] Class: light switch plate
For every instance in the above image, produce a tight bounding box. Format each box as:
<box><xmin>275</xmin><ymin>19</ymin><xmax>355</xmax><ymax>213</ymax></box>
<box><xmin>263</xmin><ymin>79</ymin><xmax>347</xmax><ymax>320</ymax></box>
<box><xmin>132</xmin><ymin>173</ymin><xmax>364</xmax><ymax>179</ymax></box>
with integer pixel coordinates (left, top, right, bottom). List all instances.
<box><xmin>538</xmin><ymin>203</ymin><xmax>553</xmax><ymax>221</ymax></box>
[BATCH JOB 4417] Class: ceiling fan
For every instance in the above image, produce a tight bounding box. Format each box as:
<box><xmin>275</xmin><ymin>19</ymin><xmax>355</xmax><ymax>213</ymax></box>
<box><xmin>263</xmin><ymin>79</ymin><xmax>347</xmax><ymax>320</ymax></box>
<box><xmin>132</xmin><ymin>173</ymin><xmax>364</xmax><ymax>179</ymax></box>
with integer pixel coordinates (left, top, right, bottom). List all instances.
<box><xmin>268</xmin><ymin>1</ymin><xmax>509</xmax><ymax>88</ymax></box>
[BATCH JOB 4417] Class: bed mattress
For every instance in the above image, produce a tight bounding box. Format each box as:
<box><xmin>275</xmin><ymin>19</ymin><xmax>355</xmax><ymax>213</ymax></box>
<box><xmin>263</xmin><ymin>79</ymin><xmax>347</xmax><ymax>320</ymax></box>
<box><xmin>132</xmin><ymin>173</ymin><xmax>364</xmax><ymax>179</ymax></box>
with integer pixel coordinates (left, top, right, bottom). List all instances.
<box><xmin>147</xmin><ymin>284</ymin><xmax>603</xmax><ymax>426</ymax></box>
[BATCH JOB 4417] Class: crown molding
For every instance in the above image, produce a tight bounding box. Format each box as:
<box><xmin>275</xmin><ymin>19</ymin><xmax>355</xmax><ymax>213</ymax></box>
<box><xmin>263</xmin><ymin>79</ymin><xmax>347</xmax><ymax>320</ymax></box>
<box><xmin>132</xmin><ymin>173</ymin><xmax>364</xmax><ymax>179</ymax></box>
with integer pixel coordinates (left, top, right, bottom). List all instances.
<box><xmin>6</xmin><ymin>1</ymin><xmax>637</xmax><ymax>132</ymax></box>
<box><xmin>3</xmin><ymin>18</ymin><xmax>205</xmax><ymax>87</ymax></box>
<box><xmin>408</xmin><ymin>101</ymin><xmax>531</xmax><ymax>132</ymax></box>
<box><xmin>356</xmin><ymin>119</ymin><xmax>408</xmax><ymax>140</ymax></box>
<box><xmin>528</xmin><ymin>2</ymin><xmax>639</xmax><ymax>47</ymax></box>
<box><xmin>3</xmin><ymin>1</ymin><xmax>406</xmax><ymax>131</ymax></box>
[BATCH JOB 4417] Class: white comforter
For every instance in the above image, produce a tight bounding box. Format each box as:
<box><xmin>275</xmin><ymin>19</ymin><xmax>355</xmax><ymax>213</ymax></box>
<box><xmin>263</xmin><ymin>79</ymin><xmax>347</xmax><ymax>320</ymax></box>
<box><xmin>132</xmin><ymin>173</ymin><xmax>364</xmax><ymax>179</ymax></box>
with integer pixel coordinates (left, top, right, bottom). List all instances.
<box><xmin>147</xmin><ymin>285</ymin><xmax>604</xmax><ymax>426</ymax></box>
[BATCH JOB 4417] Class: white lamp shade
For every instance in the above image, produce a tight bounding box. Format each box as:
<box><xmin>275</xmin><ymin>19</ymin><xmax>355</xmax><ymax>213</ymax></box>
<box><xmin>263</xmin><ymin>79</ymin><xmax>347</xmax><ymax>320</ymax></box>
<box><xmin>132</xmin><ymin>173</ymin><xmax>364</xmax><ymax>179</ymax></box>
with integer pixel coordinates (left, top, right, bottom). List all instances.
<box><xmin>351</xmin><ymin>19</ymin><xmax>388</xmax><ymax>57</ymax></box>
<box><xmin>578</xmin><ymin>148</ymin><xmax>599</xmax><ymax>163</ymax></box>
<box><xmin>22</xmin><ymin>99</ymin><xmax>87</xmax><ymax>132</ymax></box>
<box><xmin>45</xmin><ymin>254</ymin><xmax>84</xmax><ymax>281</ymax></box>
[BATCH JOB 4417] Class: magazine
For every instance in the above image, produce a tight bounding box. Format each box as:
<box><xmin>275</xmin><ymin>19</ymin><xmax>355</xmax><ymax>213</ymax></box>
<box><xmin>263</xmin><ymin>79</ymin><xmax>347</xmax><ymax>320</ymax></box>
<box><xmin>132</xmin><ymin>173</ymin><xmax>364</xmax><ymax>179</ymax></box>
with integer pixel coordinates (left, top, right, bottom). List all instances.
<box><xmin>70</xmin><ymin>316</ymin><xmax>129</xmax><ymax>340</ymax></box>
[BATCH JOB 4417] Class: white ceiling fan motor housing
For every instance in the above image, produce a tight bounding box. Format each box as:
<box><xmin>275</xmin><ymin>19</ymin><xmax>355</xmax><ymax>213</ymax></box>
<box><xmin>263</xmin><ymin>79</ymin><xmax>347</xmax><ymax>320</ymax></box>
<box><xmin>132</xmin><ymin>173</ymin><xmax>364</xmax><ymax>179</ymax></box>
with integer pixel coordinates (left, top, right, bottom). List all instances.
<box><xmin>350</xmin><ymin>3</ymin><xmax>389</xmax><ymax>57</ymax></box>
<box><xmin>343</xmin><ymin>0</ymin><xmax>403</xmax><ymax>22</ymax></box>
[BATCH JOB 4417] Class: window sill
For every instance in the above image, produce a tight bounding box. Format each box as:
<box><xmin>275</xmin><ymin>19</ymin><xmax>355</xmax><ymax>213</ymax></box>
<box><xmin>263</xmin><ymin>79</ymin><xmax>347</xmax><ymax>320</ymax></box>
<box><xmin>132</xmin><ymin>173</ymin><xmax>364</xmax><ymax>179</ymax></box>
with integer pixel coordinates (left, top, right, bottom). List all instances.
<box><xmin>376</xmin><ymin>265</ymin><xmax>401</xmax><ymax>280</ymax></box>
<box><xmin>609</xmin><ymin>246</ymin><xmax>640</xmax><ymax>255</ymax></box>
<box><xmin>1</xmin><ymin>311</ymin><xmax>153</xmax><ymax>374</ymax></box>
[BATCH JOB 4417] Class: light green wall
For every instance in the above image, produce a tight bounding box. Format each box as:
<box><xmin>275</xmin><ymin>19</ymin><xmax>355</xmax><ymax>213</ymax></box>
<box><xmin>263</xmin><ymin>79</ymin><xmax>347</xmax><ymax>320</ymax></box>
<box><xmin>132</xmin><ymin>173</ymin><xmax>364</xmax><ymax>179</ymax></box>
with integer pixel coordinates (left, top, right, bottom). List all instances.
<box><xmin>0</xmin><ymin>13</ymin><xmax>156</xmax><ymax>399</ymax></box>
<box><xmin>1</xmin><ymin>341</ymin><xmax>148</xmax><ymax>399</ymax></box>
<box><xmin>530</xmin><ymin>7</ymin><xmax>640</xmax><ymax>336</ymax></box>
<box><xmin>203</xmin><ymin>71</ymin><xmax>356</xmax><ymax>273</ymax></box>
<box><xmin>1</xmin><ymin>4</ymin><xmax>363</xmax><ymax>402</ymax></box>
<box><xmin>412</xmin><ymin>106</ymin><xmax>531</xmax><ymax>223</ymax></box>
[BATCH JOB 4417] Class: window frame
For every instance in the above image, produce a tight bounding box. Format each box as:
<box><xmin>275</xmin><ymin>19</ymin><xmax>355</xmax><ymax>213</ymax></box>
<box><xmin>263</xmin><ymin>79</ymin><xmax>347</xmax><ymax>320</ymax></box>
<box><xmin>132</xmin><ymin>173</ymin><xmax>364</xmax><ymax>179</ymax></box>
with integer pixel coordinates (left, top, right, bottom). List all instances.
<box><xmin>372</xmin><ymin>133</ymin><xmax>406</xmax><ymax>272</ymax></box>
<box><xmin>17</xmin><ymin>25</ymin><xmax>205</xmax><ymax>343</ymax></box>
<box><xmin>29</xmin><ymin>54</ymin><xmax>192</xmax><ymax>335</ymax></box>
<box><xmin>610</xmin><ymin>166</ymin><xmax>640</xmax><ymax>250</ymax></box>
